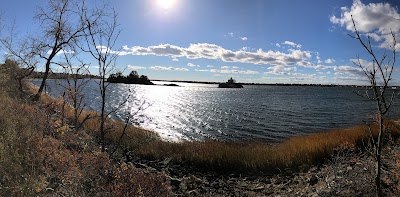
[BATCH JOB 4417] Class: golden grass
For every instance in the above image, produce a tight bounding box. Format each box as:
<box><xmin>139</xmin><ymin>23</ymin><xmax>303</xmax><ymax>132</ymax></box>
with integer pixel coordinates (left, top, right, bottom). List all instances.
<box><xmin>26</xmin><ymin>80</ymin><xmax>400</xmax><ymax>175</ymax></box>
<box><xmin>132</xmin><ymin>122</ymin><xmax>399</xmax><ymax>174</ymax></box>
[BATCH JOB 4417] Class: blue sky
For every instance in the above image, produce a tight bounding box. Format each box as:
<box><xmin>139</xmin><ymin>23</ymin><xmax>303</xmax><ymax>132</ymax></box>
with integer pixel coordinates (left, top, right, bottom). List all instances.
<box><xmin>2</xmin><ymin>0</ymin><xmax>400</xmax><ymax>85</ymax></box>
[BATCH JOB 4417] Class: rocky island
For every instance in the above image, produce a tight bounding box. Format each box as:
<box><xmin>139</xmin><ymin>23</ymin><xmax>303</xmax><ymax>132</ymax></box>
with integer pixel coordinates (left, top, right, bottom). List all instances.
<box><xmin>218</xmin><ymin>77</ymin><xmax>243</xmax><ymax>88</ymax></box>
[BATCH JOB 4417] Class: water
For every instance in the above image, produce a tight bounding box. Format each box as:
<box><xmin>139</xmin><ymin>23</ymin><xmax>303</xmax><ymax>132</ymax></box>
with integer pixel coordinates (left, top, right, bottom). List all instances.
<box><xmin>35</xmin><ymin>79</ymin><xmax>400</xmax><ymax>142</ymax></box>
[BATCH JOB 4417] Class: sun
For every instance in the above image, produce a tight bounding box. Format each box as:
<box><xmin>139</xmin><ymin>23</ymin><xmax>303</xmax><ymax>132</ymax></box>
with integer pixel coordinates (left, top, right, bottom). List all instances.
<box><xmin>157</xmin><ymin>0</ymin><xmax>176</xmax><ymax>10</ymax></box>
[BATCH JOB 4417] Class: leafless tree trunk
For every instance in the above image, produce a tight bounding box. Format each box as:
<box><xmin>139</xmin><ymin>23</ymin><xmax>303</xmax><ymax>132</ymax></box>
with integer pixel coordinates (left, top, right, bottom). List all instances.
<box><xmin>82</xmin><ymin>7</ymin><xmax>120</xmax><ymax>152</ymax></box>
<box><xmin>350</xmin><ymin>16</ymin><xmax>397</xmax><ymax>197</ymax></box>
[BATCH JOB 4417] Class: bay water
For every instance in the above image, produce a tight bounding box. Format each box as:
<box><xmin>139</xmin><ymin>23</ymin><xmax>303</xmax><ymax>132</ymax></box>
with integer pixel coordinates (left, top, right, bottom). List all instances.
<box><xmin>35</xmin><ymin>79</ymin><xmax>400</xmax><ymax>142</ymax></box>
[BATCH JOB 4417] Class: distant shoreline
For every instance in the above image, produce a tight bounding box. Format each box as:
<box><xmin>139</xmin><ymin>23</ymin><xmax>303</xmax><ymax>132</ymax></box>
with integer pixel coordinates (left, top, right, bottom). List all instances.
<box><xmin>28</xmin><ymin>72</ymin><xmax>398</xmax><ymax>88</ymax></box>
<box><xmin>151</xmin><ymin>79</ymin><xmax>389</xmax><ymax>88</ymax></box>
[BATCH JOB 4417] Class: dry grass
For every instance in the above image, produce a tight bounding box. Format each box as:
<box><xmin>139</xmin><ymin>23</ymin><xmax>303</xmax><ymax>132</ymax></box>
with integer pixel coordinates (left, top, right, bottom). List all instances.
<box><xmin>0</xmin><ymin>62</ymin><xmax>171</xmax><ymax>196</ymax></box>
<box><xmin>132</xmin><ymin>122</ymin><xmax>399</xmax><ymax>174</ymax></box>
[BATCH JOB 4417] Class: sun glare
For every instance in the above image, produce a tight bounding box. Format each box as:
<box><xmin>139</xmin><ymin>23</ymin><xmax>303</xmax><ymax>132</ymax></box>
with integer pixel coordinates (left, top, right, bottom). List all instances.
<box><xmin>157</xmin><ymin>0</ymin><xmax>176</xmax><ymax>10</ymax></box>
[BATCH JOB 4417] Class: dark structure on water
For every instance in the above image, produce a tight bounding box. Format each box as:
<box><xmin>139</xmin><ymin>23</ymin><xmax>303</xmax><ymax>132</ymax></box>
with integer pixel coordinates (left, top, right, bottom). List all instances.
<box><xmin>218</xmin><ymin>77</ymin><xmax>243</xmax><ymax>88</ymax></box>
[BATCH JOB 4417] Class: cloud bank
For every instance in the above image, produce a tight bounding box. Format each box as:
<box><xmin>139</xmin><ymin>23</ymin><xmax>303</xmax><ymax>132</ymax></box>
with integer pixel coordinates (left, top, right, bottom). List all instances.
<box><xmin>127</xmin><ymin>65</ymin><xmax>146</xmax><ymax>70</ymax></box>
<box><xmin>118</xmin><ymin>43</ymin><xmax>312</xmax><ymax>67</ymax></box>
<box><xmin>330</xmin><ymin>0</ymin><xmax>400</xmax><ymax>49</ymax></box>
<box><xmin>150</xmin><ymin>66</ymin><xmax>188</xmax><ymax>71</ymax></box>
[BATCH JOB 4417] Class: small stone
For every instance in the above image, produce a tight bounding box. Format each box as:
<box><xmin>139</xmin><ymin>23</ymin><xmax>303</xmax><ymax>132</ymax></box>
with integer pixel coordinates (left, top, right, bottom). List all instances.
<box><xmin>325</xmin><ymin>175</ymin><xmax>335</xmax><ymax>183</ymax></box>
<box><xmin>170</xmin><ymin>177</ymin><xmax>181</xmax><ymax>188</ymax></box>
<box><xmin>160</xmin><ymin>158</ymin><xmax>172</xmax><ymax>167</ymax></box>
<box><xmin>285</xmin><ymin>169</ymin><xmax>294</xmax><ymax>176</ymax></box>
<box><xmin>309</xmin><ymin>167</ymin><xmax>318</xmax><ymax>172</ymax></box>
<box><xmin>47</xmin><ymin>176</ymin><xmax>62</xmax><ymax>190</ymax></box>
<box><xmin>308</xmin><ymin>176</ymin><xmax>318</xmax><ymax>185</ymax></box>
<box><xmin>346</xmin><ymin>166</ymin><xmax>353</xmax><ymax>171</ymax></box>
<box><xmin>299</xmin><ymin>164</ymin><xmax>310</xmax><ymax>172</ymax></box>
<box><xmin>187</xmin><ymin>190</ymin><xmax>200</xmax><ymax>196</ymax></box>
<box><xmin>252</xmin><ymin>186</ymin><xmax>265</xmax><ymax>192</ymax></box>
<box><xmin>239</xmin><ymin>181</ymin><xmax>249</xmax><ymax>188</ymax></box>
<box><xmin>263</xmin><ymin>179</ymin><xmax>272</xmax><ymax>184</ymax></box>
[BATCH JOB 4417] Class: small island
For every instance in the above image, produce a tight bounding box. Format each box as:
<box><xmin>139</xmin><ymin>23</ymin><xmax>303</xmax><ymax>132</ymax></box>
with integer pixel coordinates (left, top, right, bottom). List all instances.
<box><xmin>218</xmin><ymin>77</ymin><xmax>243</xmax><ymax>88</ymax></box>
<box><xmin>107</xmin><ymin>71</ymin><xmax>154</xmax><ymax>85</ymax></box>
<box><xmin>163</xmin><ymin>83</ymin><xmax>180</xmax><ymax>87</ymax></box>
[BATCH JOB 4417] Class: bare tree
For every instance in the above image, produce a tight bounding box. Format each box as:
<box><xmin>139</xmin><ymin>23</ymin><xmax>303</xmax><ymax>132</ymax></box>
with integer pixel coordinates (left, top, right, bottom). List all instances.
<box><xmin>110</xmin><ymin>90</ymin><xmax>150</xmax><ymax>156</ymax></box>
<box><xmin>82</xmin><ymin>7</ymin><xmax>121</xmax><ymax>152</ymax></box>
<box><xmin>58</xmin><ymin>51</ymin><xmax>92</xmax><ymax>132</ymax></box>
<box><xmin>350</xmin><ymin>16</ymin><xmax>397</xmax><ymax>197</ymax></box>
<box><xmin>1</xmin><ymin>0</ymin><xmax>90</xmax><ymax>101</ymax></box>
<box><xmin>0</xmin><ymin>24</ymin><xmax>39</xmax><ymax>92</ymax></box>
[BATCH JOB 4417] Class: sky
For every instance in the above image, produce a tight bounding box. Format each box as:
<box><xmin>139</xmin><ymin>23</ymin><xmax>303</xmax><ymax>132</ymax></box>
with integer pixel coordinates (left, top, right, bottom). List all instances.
<box><xmin>2</xmin><ymin>0</ymin><xmax>400</xmax><ymax>85</ymax></box>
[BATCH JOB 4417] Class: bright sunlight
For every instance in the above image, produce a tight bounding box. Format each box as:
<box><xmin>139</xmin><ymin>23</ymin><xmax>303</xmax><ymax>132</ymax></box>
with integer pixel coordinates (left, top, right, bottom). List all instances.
<box><xmin>157</xmin><ymin>0</ymin><xmax>176</xmax><ymax>10</ymax></box>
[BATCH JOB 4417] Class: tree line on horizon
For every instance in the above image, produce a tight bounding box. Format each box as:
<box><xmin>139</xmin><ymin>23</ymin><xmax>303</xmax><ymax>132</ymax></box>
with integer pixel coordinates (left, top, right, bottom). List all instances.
<box><xmin>107</xmin><ymin>71</ymin><xmax>154</xmax><ymax>85</ymax></box>
<box><xmin>29</xmin><ymin>70</ymin><xmax>100</xmax><ymax>79</ymax></box>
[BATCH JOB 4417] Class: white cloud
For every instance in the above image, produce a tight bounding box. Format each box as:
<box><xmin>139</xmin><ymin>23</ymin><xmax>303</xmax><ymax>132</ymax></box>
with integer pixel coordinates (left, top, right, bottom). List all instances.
<box><xmin>276</xmin><ymin>43</ymin><xmax>281</xmax><ymax>48</ymax></box>
<box><xmin>240</xmin><ymin>47</ymin><xmax>250</xmax><ymax>51</ymax></box>
<box><xmin>118</xmin><ymin>43</ymin><xmax>312</xmax><ymax>67</ymax></box>
<box><xmin>240</xmin><ymin>37</ymin><xmax>248</xmax><ymax>41</ymax></box>
<box><xmin>330</xmin><ymin>0</ymin><xmax>400</xmax><ymax>49</ymax></box>
<box><xmin>187</xmin><ymin>63</ymin><xmax>199</xmax><ymax>67</ymax></box>
<box><xmin>330</xmin><ymin>0</ymin><xmax>400</xmax><ymax>34</ymax></box>
<box><xmin>366</xmin><ymin>33</ymin><xmax>382</xmax><ymax>42</ymax></box>
<box><xmin>172</xmin><ymin>57</ymin><xmax>179</xmax><ymax>61</ymax></box>
<box><xmin>232</xmin><ymin>66</ymin><xmax>239</xmax><ymax>69</ymax></box>
<box><xmin>207</xmin><ymin>65</ymin><xmax>214</xmax><ymax>68</ymax></box>
<box><xmin>150</xmin><ymin>66</ymin><xmax>188</xmax><ymax>71</ymax></box>
<box><xmin>313</xmin><ymin>64</ymin><xmax>332</xmax><ymax>71</ymax></box>
<box><xmin>47</xmin><ymin>49</ymin><xmax>75</xmax><ymax>56</ymax></box>
<box><xmin>324</xmin><ymin>58</ymin><xmax>335</xmax><ymax>64</ymax></box>
<box><xmin>265</xmin><ymin>65</ymin><xmax>297</xmax><ymax>75</ymax></box>
<box><xmin>127</xmin><ymin>65</ymin><xmax>146</xmax><ymax>70</ymax></box>
<box><xmin>195</xmin><ymin>69</ymin><xmax>260</xmax><ymax>75</ymax></box>
<box><xmin>333</xmin><ymin>65</ymin><xmax>363</xmax><ymax>77</ymax></box>
<box><xmin>221</xmin><ymin>66</ymin><xmax>230</xmax><ymax>69</ymax></box>
<box><xmin>282</xmin><ymin>41</ymin><xmax>302</xmax><ymax>48</ymax></box>
<box><xmin>227</xmin><ymin>32</ymin><xmax>234</xmax><ymax>37</ymax></box>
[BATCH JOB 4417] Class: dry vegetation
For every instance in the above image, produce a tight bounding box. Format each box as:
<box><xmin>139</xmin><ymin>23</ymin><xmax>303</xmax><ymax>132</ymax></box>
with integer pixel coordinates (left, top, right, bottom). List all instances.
<box><xmin>0</xmin><ymin>61</ymin><xmax>170</xmax><ymax>196</ymax></box>
<box><xmin>129</xmin><ymin>122</ymin><xmax>399</xmax><ymax>174</ymax></box>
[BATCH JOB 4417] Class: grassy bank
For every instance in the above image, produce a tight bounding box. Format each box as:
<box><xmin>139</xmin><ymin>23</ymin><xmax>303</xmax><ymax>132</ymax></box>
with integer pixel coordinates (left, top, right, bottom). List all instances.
<box><xmin>129</xmin><ymin>122</ymin><xmax>398</xmax><ymax>174</ymax></box>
